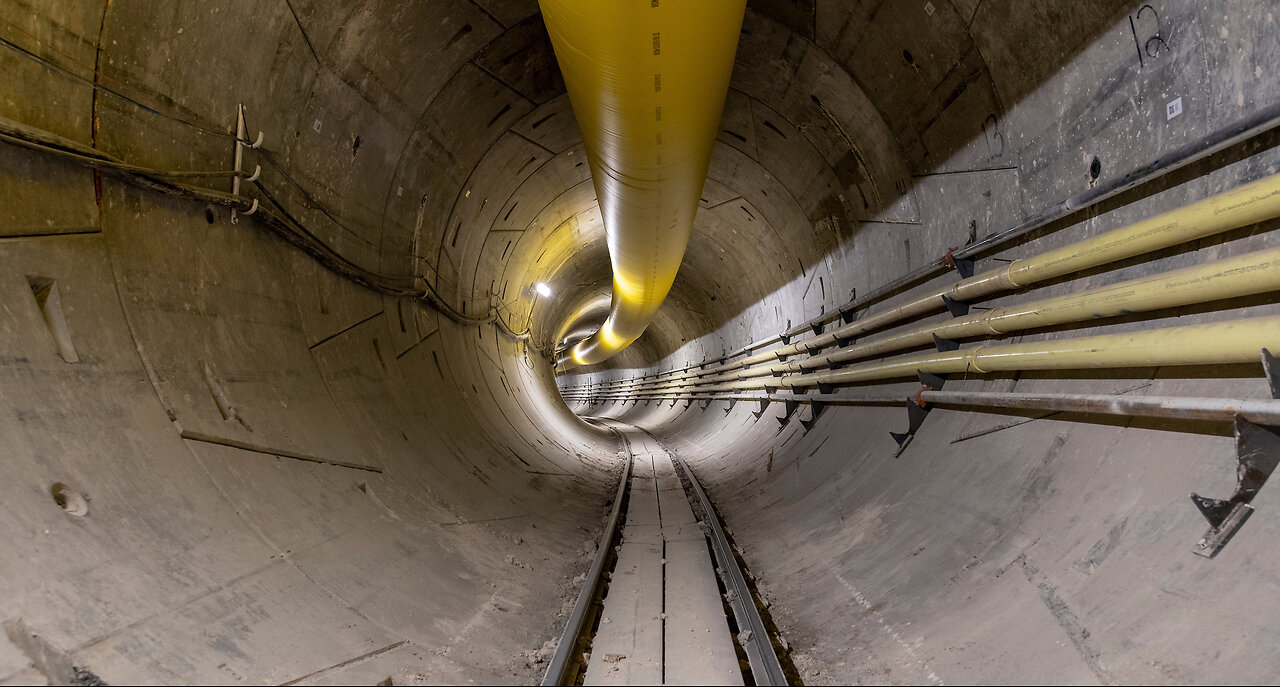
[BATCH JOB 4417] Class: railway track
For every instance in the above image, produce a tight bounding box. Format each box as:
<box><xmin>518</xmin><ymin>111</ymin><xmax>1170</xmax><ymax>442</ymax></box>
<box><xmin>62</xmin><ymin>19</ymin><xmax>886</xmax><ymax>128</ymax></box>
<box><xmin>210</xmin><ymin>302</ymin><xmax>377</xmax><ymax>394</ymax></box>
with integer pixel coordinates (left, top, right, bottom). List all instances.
<box><xmin>542</xmin><ymin>420</ymin><xmax>789</xmax><ymax>686</ymax></box>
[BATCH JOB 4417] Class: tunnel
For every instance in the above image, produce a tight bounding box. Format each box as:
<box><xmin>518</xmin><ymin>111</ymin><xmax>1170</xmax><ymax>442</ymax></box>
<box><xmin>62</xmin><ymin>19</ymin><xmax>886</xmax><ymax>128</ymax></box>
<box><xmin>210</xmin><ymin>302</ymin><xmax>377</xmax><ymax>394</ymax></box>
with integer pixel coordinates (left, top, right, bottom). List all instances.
<box><xmin>2</xmin><ymin>0</ymin><xmax>1280</xmax><ymax>684</ymax></box>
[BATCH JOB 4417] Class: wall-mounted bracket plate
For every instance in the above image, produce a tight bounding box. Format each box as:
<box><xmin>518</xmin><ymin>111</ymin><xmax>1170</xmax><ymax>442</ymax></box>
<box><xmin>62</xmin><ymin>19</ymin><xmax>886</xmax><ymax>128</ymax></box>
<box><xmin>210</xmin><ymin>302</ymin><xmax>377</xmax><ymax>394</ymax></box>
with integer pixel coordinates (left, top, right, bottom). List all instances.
<box><xmin>1191</xmin><ymin>415</ymin><xmax>1280</xmax><ymax>558</ymax></box>
<box><xmin>1262</xmin><ymin>347</ymin><xmax>1279</xmax><ymax>399</ymax></box>
<box><xmin>800</xmin><ymin>402</ymin><xmax>828</xmax><ymax>431</ymax></box>
<box><xmin>776</xmin><ymin>399</ymin><xmax>800</xmax><ymax>428</ymax></box>
<box><xmin>932</xmin><ymin>334</ymin><xmax>960</xmax><ymax>352</ymax></box>
<box><xmin>887</xmin><ymin>371</ymin><xmax>948</xmax><ymax>457</ymax></box>
<box><xmin>941</xmin><ymin>294</ymin><xmax>969</xmax><ymax>317</ymax></box>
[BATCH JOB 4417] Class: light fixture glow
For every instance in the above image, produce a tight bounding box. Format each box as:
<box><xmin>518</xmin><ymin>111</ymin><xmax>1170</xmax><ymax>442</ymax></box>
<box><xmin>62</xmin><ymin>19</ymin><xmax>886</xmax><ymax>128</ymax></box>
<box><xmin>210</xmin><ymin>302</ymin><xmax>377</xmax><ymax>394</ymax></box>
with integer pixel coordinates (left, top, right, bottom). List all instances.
<box><xmin>534</xmin><ymin>282</ymin><xmax>552</xmax><ymax>297</ymax></box>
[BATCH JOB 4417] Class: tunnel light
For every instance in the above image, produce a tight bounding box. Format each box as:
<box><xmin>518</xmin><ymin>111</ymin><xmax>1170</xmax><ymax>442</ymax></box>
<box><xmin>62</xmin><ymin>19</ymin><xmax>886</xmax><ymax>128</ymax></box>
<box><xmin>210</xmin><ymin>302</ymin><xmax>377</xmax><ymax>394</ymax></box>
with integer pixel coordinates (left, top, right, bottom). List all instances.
<box><xmin>535</xmin><ymin>282</ymin><xmax>553</xmax><ymax>297</ymax></box>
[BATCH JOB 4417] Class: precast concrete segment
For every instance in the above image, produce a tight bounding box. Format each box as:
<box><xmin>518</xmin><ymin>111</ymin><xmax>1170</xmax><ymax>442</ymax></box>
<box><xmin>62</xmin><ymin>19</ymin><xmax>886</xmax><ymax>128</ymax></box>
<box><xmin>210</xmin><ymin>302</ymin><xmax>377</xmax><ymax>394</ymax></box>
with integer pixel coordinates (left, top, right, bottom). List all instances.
<box><xmin>538</xmin><ymin>0</ymin><xmax>748</xmax><ymax>366</ymax></box>
<box><xmin>584</xmin><ymin>424</ymin><xmax>741</xmax><ymax>686</ymax></box>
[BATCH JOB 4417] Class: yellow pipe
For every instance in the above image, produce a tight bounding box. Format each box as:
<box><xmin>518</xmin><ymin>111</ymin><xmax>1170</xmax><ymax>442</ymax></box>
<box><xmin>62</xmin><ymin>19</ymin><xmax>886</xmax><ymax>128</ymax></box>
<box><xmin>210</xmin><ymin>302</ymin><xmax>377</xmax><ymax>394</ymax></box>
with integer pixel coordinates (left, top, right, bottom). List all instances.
<box><xmin>693</xmin><ymin>245</ymin><xmax>1280</xmax><ymax>381</ymax></box>
<box><xmin>583</xmin><ymin>173</ymin><xmax>1280</xmax><ymax>388</ymax></box>
<box><xmin>692</xmin><ymin>315</ymin><xmax>1280</xmax><ymax>392</ymax></box>
<box><xmin>743</xmin><ymin>173</ymin><xmax>1280</xmax><ymax>365</ymax></box>
<box><xmin>540</xmin><ymin>0</ymin><xmax>747</xmax><ymax>367</ymax></box>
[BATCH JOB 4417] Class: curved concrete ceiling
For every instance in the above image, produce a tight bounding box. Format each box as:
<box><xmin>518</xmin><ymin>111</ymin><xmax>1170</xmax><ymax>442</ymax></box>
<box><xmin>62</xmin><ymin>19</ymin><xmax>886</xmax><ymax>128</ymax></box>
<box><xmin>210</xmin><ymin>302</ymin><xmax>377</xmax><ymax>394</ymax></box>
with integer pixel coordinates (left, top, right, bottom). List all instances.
<box><xmin>2</xmin><ymin>0</ymin><xmax>1279</xmax><ymax>683</ymax></box>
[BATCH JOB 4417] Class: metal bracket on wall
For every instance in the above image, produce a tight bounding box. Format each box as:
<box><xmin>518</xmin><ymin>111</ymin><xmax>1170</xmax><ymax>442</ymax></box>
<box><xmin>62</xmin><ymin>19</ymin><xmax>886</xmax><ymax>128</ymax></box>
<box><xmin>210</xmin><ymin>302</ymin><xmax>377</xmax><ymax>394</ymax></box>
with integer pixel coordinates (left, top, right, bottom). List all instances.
<box><xmin>723</xmin><ymin>398</ymin><xmax>737</xmax><ymax>415</ymax></box>
<box><xmin>889</xmin><ymin>371</ymin><xmax>948</xmax><ymax>457</ymax></box>
<box><xmin>1191</xmin><ymin>416</ymin><xmax>1280</xmax><ymax>558</ymax></box>
<box><xmin>1190</xmin><ymin>348</ymin><xmax>1280</xmax><ymax>558</ymax></box>
<box><xmin>700</xmin><ymin>399</ymin><xmax>712</xmax><ymax>410</ymax></box>
<box><xmin>800</xmin><ymin>402</ymin><xmax>828</xmax><ymax>431</ymax></box>
<box><xmin>1262</xmin><ymin>347</ymin><xmax>1279</xmax><ymax>399</ymax></box>
<box><xmin>230</xmin><ymin>103</ymin><xmax>265</xmax><ymax>224</ymax></box>
<box><xmin>932</xmin><ymin>334</ymin><xmax>960</xmax><ymax>352</ymax></box>
<box><xmin>943</xmin><ymin>248</ymin><xmax>976</xmax><ymax>279</ymax></box>
<box><xmin>839</xmin><ymin>289</ymin><xmax>857</xmax><ymax>324</ymax></box>
<box><xmin>941</xmin><ymin>294</ymin><xmax>969</xmax><ymax>318</ymax></box>
<box><xmin>752</xmin><ymin>398</ymin><xmax>771</xmax><ymax>420</ymax></box>
<box><xmin>776</xmin><ymin>399</ymin><xmax>800</xmax><ymax>429</ymax></box>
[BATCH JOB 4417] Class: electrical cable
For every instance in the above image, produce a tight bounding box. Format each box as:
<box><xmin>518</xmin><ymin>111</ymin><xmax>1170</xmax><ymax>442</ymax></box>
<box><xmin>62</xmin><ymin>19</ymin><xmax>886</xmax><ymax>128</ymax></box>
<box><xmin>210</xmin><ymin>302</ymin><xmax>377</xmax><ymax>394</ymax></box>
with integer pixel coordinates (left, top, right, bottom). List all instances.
<box><xmin>0</xmin><ymin>112</ymin><xmax>542</xmax><ymax>349</ymax></box>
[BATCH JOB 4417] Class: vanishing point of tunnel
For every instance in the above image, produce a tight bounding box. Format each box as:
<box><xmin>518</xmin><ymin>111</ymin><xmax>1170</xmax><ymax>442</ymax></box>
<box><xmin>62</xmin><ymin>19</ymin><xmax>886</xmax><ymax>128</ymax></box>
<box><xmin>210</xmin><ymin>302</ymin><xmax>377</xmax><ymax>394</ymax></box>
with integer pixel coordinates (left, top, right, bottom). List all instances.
<box><xmin>2</xmin><ymin>0</ymin><xmax>1280</xmax><ymax>685</ymax></box>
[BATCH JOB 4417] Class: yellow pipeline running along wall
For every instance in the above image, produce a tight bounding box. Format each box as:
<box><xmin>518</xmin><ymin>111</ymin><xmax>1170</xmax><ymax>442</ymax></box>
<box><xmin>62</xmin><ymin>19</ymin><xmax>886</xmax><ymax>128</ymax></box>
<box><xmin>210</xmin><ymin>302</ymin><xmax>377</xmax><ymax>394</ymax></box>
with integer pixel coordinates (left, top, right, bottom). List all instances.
<box><xmin>539</xmin><ymin>0</ymin><xmax>747</xmax><ymax>367</ymax></box>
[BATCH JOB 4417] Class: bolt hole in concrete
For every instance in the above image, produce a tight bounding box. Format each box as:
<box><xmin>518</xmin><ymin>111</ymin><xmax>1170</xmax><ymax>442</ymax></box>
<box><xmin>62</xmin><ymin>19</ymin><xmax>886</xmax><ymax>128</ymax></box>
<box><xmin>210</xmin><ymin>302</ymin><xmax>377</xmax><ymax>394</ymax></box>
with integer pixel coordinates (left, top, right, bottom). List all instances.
<box><xmin>50</xmin><ymin>482</ymin><xmax>88</xmax><ymax>517</ymax></box>
<box><xmin>1090</xmin><ymin>156</ymin><xmax>1102</xmax><ymax>181</ymax></box>
<box><xmin>204</xmin><ymin>204</ymin><xmax>216</xmax><ymax>224</ymax></box>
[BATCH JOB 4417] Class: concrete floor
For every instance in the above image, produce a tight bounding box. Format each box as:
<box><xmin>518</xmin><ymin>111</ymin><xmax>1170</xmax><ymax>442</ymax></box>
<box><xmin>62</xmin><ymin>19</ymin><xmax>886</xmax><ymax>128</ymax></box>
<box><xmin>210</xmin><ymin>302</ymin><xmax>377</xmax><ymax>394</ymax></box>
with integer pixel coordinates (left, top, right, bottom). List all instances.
<box><xmin>2</xmin><ymin>0</ymin><xmax>1280</xmax><ymax>684</ymax></box>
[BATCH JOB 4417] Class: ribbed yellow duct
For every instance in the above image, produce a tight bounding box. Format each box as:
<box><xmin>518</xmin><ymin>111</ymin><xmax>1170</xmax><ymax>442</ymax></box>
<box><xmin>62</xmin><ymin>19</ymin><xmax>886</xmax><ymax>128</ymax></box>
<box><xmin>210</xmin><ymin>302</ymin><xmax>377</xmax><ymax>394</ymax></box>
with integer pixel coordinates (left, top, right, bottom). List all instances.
<box><xmin>539</xmin><ymin>0</ymin><xmax>747</xmax><ymax>368</ymax></box>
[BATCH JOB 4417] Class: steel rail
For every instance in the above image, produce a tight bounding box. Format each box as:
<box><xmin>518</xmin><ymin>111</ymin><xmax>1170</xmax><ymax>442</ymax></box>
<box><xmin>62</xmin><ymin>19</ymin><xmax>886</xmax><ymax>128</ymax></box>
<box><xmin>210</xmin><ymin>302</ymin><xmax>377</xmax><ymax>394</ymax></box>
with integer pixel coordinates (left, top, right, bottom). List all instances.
<box><xmin>663</xmin><ymin>444</ymin><xmax>788</xmax><ymax>686</ymax></box>
<box><xmin>541</xmin><ymin>428</ymin><xmax>632</xmax><ymax>686</ymax></box>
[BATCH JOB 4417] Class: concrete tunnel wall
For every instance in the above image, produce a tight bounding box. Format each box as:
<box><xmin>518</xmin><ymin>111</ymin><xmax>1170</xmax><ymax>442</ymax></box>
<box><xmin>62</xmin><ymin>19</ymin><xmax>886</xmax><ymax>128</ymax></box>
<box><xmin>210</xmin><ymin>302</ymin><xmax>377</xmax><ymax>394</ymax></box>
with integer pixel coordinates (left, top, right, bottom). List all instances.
<box><xmin>2</xmin><ymin>0</ymin><xmax>1279</xmax><ymax>685</ymax></box>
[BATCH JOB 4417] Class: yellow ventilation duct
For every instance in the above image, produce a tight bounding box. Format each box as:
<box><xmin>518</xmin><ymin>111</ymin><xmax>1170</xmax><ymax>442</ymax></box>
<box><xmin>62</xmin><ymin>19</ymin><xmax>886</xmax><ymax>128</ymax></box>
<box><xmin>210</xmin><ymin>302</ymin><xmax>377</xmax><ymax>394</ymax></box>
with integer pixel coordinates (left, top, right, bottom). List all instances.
<box><xmin>539</xmin><ymin>0</ymin><xmax>748</xmax><ymax>368</ymax></box>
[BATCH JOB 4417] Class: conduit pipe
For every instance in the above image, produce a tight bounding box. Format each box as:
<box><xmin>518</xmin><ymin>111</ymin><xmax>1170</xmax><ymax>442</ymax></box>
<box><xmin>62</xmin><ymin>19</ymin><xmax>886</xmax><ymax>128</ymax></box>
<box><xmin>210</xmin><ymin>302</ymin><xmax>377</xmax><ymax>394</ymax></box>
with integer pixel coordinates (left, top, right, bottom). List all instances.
<box><xmin>732</xmin><ymin>172</ymin><xmax>1280</xmax><ymax>366</ymax></box>
<box><xmin>769</xmin><ymin>101</ymin><xmax>1280</xmax><ymax>342</ymax></box>
<box><xmin>704</xmin><ymin>315</ymin><xmax>1280</xmax><ymax>391</ymax></box>
<box><xmin>565</xmin><ymin>173</ymin><xmax>1280</xmax><ymax>392</ymax></box>
<box><xmin>539</xmin><ymin>0</ymin><xmax>747</xmax><ymax>367</ymax></box>
<box><xmin>684</xmin><ymin>245</ymin><xmax>1280</xmax><ymax>385</ymax></box>
<box><xmin>563</xmin><ymin>100</ymin><xmax>1280</xmax><ymax>385</ymax></box>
